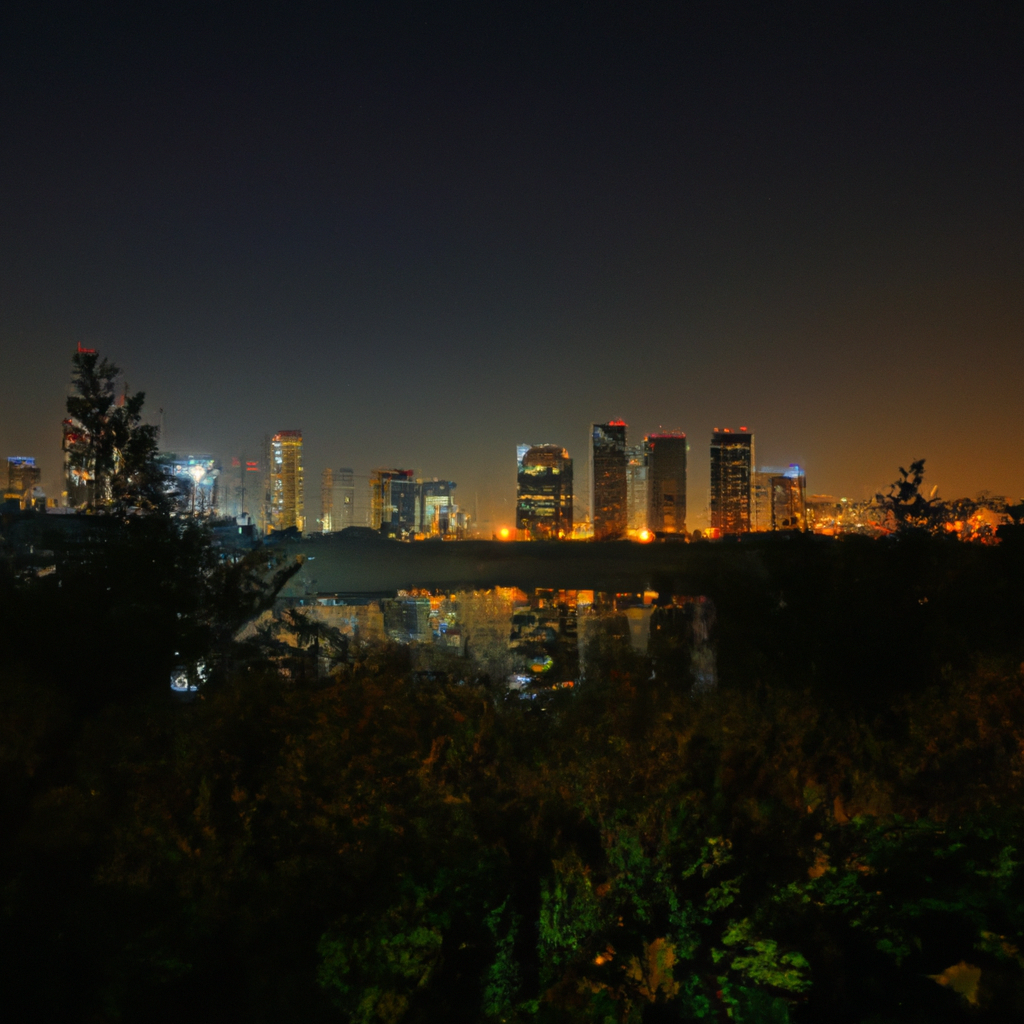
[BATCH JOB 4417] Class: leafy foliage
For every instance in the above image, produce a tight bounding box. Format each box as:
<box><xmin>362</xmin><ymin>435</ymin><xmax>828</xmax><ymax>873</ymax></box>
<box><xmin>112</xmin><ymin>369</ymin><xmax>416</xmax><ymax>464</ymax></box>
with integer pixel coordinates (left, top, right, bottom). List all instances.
<box><xmin>65</xmin><ymin>348</ymin><xmax>170</xmax><ymax>512</ymax></box>
<box><xmin>3</xmin><ymin>528</ymin><xmax>1024</xmax><ymax>1021</ymax></box>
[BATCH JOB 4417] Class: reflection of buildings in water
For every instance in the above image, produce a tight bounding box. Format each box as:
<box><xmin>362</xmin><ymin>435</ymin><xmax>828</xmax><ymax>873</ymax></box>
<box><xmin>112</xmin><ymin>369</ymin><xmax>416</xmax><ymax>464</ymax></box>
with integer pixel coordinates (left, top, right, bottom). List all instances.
<box><xmin>382</xmin><ymin>596</ymin><xmax>432</xmax><ymax>642</ymax></box>
<box><xmin>267</xmin><ymin>584</ymin><xmax>717</xmax><ymax>694</ymax></box>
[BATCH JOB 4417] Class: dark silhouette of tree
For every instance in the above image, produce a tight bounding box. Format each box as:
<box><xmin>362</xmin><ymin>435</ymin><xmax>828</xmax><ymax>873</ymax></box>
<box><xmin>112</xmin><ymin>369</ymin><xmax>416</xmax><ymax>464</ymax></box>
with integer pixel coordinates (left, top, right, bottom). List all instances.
<box><xmin>65</xmin><ymin>348</ymin><xmax>169</xmax><ymax>513</ymax></box>
<box><xmin>878</xmin><ymin>458</ymin><xmax>941</xmax><ymax>532</ymax></box>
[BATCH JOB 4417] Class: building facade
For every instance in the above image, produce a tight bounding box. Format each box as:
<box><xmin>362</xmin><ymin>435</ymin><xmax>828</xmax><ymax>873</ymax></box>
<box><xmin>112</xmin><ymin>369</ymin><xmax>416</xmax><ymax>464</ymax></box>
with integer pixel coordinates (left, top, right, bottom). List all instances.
<box><xmin>6</xmin><ymin>457</ymin><xmax>42</xmax><ymax>501</ymax></box>
<box><xmin>770</xmin><ymin>469</ymin><xmax>806</xmax><ymax>531</ymax></box>
<box><xmin>752</xmin><ymin>465</ymin><xmax>806</xmax><ymax>531</ymax></box>
<box><xmin>625</xmin><ymin>443</ymin><xmax>648</xmax><ymax>533</ymax></box>
<box><xmin>590</xmin><ymin>421</ymin><xmax>628</xmax><ymax>540</ymax></box>
<box><xmin>516</xmin><ymin>444</ymin><xmax>573</xmax><ymax>539</ymax></box>
<box><xmin>321</xmin><ymin>467</ymin><xmax>356</xmax><ymax>533</ymax></box>
<box><xmin>710</xmin><ymin>428</ymin><xmax>753</xmax><ymax>534</ymax></box>
<box><xmin>268</xmin><ymin>430</ymin><xmax>304</xmax><ymax>533</ymax></box>
<box><xmin>646</xmin><ymin>433</ymin><xmax>687</xmax><ymax>534</ymax></box>
<box><xmin>370</xmin><ymin>468</ymin><xmax>416</xmax><ymax>536</ymax></box>
<box><xmin>418</xmin><ymin>479</ymin><xmax>458</xmax><ymax>537</ymax></box>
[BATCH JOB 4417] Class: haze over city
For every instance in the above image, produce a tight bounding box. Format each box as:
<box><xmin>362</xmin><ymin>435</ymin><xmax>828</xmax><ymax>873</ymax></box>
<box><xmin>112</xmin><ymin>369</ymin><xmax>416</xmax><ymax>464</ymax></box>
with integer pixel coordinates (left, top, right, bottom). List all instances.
<box><xmin>1</xmin><ymin>5</ymin><xmax>1021</xmax><ymax>530</ymax></box>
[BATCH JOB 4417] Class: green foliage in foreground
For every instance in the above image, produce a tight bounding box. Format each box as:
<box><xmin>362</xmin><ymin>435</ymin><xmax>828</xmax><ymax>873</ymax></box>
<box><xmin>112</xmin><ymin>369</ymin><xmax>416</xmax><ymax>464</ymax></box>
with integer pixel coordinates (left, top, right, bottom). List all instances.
<box><xmin>4</xmin><ymin>529</ymin><xmax>1024</xmax><ymax>1022</ymax></box>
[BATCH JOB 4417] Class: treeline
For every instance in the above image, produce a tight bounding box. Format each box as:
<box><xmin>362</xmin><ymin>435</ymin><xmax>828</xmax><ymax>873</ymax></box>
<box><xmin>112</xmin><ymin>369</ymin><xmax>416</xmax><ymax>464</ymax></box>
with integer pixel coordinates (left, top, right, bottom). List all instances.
<box><xmin>3</xmin><ymin>523</ymin><xmax>1024</xmax><ymax>1022</ymax></box>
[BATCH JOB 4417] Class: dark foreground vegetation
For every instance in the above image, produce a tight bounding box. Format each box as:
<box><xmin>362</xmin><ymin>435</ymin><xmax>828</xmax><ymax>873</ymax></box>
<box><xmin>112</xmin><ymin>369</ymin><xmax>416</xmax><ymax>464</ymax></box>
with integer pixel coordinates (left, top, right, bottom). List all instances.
<box><xmin>3</xmin><ymin>517</ymin><xmax>1024</xmax><ymax>1022</ymax></box>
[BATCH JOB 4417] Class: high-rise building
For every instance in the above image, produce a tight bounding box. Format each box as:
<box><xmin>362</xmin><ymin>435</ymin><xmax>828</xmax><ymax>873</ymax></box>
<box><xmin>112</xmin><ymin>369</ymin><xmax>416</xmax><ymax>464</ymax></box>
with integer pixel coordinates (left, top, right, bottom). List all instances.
<box><xmin>516</xmin><ymin>445</ymin><xmax>573</xmax><ymax>539</ymax></box>
<box><xmin>710</xmin><ymin>428</ymin><xmax>753</xmax><ymax>534</ymax></box>
<box><xmin>335</xmin><ymin>468</ymin><xmax>356</xmax><ymax>531</ymax></box>
<box><xmin>321</xmin><ymin>467</ymin><xmax>357</xmax><ymax>533</ymax></box>
<box><xmin>418</xmin><ymin>479</ymin><xmax>458</xmax><ymax>537</ymax></box>
<box><xmin>268</xmin><ymin>430</ymin><xmax>304</xmax><ymax>533</ymax></box>
<box><xmin>770</xmin><ymin>468</ymin><xmax>806</xmax><ymax>531</ymax></box>
<box><xmin>370</xmin><ymin>468</ymin><xmax>416</xmax><ymax>536</ymax></box>
<box><xmin>6</xmin><ymin>457</ymin><xmax>42</xmax><ymax>501</ymax></box>
<box><xmin>321</xmin><ymin>468</ymin><xmax>333</xmax><ymax>532</ymax></box>
<box><xmin>646</xmin><ymin>433</ymin><xmax>687</xmax><ymax>534</ymax></box>
<box><xmin>625</xmin><ymin>443</ymin><xmax>648</xmax><ymax>533</ymax></box>
<box><xmin>590</xmin><ymin>421</ymin><xmax>627</xmax><ymax>540</ymax></box>
<box><xmin>751</xmin><ymin>465</ymin><xmax>806</xmax><ymax>531</ymax></box>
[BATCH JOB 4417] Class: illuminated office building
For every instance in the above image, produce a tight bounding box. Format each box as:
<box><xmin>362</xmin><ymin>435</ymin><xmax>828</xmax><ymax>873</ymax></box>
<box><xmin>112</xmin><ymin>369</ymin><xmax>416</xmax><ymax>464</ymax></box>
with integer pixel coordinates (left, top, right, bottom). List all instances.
<box><xmin>268</xmin><ymin>430</ymin><xmax>304</xmax><ymax>533</ymax></box>
<box><xmin>646</xmin><ymin>433</ymin><xmax>687</xmax><ymax>534</ymax></box>
<box><xmin>751</xmin><ymin>465</ymin><xmax>806</xmax><ymax>531</ymax></box>
<box><xmin>770</xmin><ymin>467</ymin><xmax>806</xmax><ymax>531</ymax></box>
<box><xmin>751</xmin><ymin>471</ymin><xmax>773</xmax><ymax>531</ymax></box>
<box><xmin>625</xmin><ymin>443</ymin><xmax>648</xmax><ymax>532</ymax></box>
<box><xmin>516</xmin><ymin>445</ymin><xmax>573</xmax><ymax>539</ymax></box>
<box><xmin>6</xmin><ymin>456</ymin><xmax>41</xmax><ymax>501</ymax></box>
<box><xmin>321</xmin><ymin>467</ymin><xmax>356</xmax><ymax>533</ymax></box>
<box><xmin>370</xmin><ymin>468</ymin><xmax>416</xmax><ymax>536</ymax></box>
<box><xmin>590</xmin><ymin>421</ymin><xmax>628</xmax><ymax>540</ymax></box>
<box><xmin>321</xmin><ymin>468</ymin><xmax>333</xmax><ymax>532</ymax></box>
<box><xmin>418</xmin><ymin>479</ymin><xmax>458</xmax><ymax>537</ymax></box>
<box><xmin>710</xmin><ymin>428</ymin><xmax>753</xmax><ymax>534</ymax></box>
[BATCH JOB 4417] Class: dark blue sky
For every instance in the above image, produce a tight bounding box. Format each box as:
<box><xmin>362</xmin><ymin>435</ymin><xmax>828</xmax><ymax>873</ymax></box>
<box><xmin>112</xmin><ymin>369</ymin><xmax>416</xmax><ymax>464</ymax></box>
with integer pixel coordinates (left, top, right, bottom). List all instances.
<box><xmin>2</xmin><ymin>3</ymin><xmax>1021</xmax><ymax>527</ymax></box>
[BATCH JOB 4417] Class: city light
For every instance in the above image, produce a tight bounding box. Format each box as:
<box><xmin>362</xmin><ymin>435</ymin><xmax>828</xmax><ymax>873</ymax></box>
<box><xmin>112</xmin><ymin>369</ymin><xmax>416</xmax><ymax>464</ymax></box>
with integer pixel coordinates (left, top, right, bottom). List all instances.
<box><xmin>499</xmin><ymin>527</ymin><xmax>511</xmax><ymax>539</ymax></box>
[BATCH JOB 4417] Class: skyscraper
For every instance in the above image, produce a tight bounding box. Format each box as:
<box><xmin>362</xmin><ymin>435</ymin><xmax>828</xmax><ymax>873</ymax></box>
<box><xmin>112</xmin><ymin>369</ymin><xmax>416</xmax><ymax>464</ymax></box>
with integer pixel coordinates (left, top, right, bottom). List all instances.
<box><xmin>6</xmin><ymin>456</ymin><xmax>41</xmax><ymax>501</ymax></box>
<box><xmin>370</xmin><ymin>468</ymin><xmax>416</xmax><ymax>536</ymax></box>
<box><xmin>334</xmin><ymin>468</ymin><xmax>356</xmax><ymax>531</ymax></box>
<box><xmin>770</xmin><ymin>467</ymin><xmax>806</xmax><ymax>531</ymax></box>
<box><xmin>418</xmin><ymin>479</ymin><xmax>458</xmax><ymax>537</ymax></box>
<box><xmin>516</xmin><ymin>445</ymin><xmax>573</xmax><ymax>539</ymax></box>
<box><xmin>321</xmin><ymin>468</ymin><xmax>333</xmax><ymax>532</ymax></box>
<box><xmin>751</xmin><ymin>464</ymin><xmax>806</xmax><ymax>531</ymax></box>
<box><xmin>268</xmin><ymin>430</ymin><xmax>304</xmax><ymax>533</ymax></box>
<box><xmin>590</xmin><ymin>421</ymin><xmax>627</xmax><ymax>540</ymax></box>
<box><xmin>710</xmin><ymin>428</ymin><xmax>753</xmax><ymax>534</ymax></box>
<box><xmin>646</xmin><ymin>433</ymin><xmax>687</xmax><ymax>534</ymax></box>
<box><xmin>625</xmin><ymin>443</ymin><xmax>648</xmax><ymax>533</ymax></box>
<box><xmin>321</xmin><ymin>467</ymin><xmax>356</xmax><ymax>533</ymax></box>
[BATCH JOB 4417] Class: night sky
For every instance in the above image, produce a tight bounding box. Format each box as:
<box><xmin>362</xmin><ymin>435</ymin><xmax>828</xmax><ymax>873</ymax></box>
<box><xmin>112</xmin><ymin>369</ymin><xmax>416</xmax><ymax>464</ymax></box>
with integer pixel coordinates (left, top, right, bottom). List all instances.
<box><xmin>2</xmin><ymin>3</ymin><xmax>1021</xmax><ymax>529</ymax></box>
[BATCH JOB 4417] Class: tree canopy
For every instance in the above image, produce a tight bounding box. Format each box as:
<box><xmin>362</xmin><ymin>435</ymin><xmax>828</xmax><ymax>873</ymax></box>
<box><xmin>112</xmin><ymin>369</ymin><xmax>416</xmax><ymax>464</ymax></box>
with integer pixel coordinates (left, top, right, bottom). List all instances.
<box><xmin>64</xmin><ymin>347</ymin><xmax>168</xmax><ymax>512</ymax></box>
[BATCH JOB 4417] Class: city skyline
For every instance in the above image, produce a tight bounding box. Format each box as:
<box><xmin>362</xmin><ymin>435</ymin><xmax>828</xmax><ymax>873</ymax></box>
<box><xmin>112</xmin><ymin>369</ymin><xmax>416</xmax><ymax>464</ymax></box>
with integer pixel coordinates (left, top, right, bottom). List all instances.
<box><xmin>1</xmin><ymin>7</ymin><xmax>1021</xmax><ymax>527</ymax></box>
<box><xmin>7</xmin><ymin>390</ymin><xmax>1023</xmax><ymax>535</ymax></box>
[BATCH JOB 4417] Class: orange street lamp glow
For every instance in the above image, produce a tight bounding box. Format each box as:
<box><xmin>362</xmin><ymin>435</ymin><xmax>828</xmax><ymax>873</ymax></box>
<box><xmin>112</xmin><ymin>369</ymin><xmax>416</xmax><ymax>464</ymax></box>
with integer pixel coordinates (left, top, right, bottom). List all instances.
<box><xmin>637</xmin><ymin>529</ymin><xmax>652</xmax><ymax>542</ymax></box>
<box><xmin>499</xmin><ymin>527</ymin><xmax>511</xmax><ymax>539</ymax></box>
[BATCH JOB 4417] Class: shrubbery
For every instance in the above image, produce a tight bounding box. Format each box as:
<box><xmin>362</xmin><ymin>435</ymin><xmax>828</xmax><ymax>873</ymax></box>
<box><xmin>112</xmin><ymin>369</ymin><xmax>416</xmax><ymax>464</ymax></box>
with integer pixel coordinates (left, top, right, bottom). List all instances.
<box><xmin>3</xmin><ymin>525</ymin><xmax>1024</xmax><ymax>1021</ymax></box>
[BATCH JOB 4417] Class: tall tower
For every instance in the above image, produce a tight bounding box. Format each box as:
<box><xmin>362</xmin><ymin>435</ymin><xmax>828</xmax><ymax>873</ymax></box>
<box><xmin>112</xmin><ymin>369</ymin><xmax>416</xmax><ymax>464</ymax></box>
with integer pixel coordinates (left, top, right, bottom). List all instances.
<box><xmin>321</xmin><ymin>467</ymin><xmax>334</xmax><ymax>532</ymax></box>
<box><xmin>590</xmin><ymin>421</ymin><xmax>628</xmax><ymax>540</ymax></box>
<box><xmin>334</xmin><ymin>468</ymin><xmax>356</xmax><ymax>531</ymax></box>
<box><xmin>770</xmin><ymin>467</ymin><xmax>806</xmax><ymax>531</ymax></box>
<box><xmin>710</xmin><ymin>428</ymin><xmax>753</xmax><ymax>534</ymax></box>
<box><xmin>268</xmin><ymin>430</ymin><xmax>304</xmax><ymax>533</ymax></box>
<box><xmin>625</xmin><ymin>443</ymin><xmax>648</xmax><ymax>533</ymax></box>
<box><xmin>646</xmin><ymin>433</ymin><xmax>687</xmax><ymax>534</ymax></box>
<box><xmin>418</xmin><ymin>479</ymin><xmax>458</xmax><ymax>537</ymax></box>
<box><xmin>370</xmin><ymin>468</ymin><xmax>415</xmax><ymax>535</ymax></box>
<box><xmin>516</xmin><ymin>444</ymin><xmax>573</xmax><ymax>539</ymax></box>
